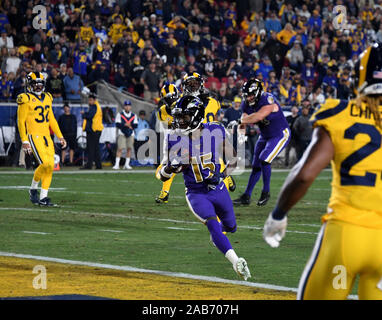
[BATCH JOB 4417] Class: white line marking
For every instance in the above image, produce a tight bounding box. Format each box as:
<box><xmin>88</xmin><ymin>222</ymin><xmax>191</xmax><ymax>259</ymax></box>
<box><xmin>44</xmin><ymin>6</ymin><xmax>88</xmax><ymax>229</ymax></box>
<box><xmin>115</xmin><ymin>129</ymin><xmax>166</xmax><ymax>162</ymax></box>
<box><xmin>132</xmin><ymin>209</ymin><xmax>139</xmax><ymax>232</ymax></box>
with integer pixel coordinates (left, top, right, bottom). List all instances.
<box><xmin>166</xmin><ymin>227</ymin><xmax>198</xmax><ymax>231</ymax></box>
<box><xmin>0</xmin><ymin>251</ymin><xmax>357</xmax><ymax>299</ymax></box>
<box><xmin>0</xmin><ymin>208</ymin><xmax>319</xmax><ymax>236</ymax></box>
<box><xmin>99</xmin><ymin>229</ymin><xmax>123</xmax><ymax>233</ymax></box>
<box><xmin>0</xmin><ymin>168</ymin><xmax>332</xmax><ymax>175</ymax></box>
<box><xmin>22</xmin><ymin>231</ymin><xmax>51</xmax><ymax>235</ymax></box>
<box><xmin>0</xmin><ymin>186</ymin><xmax>67</xmax><ymax>190</ymax></box>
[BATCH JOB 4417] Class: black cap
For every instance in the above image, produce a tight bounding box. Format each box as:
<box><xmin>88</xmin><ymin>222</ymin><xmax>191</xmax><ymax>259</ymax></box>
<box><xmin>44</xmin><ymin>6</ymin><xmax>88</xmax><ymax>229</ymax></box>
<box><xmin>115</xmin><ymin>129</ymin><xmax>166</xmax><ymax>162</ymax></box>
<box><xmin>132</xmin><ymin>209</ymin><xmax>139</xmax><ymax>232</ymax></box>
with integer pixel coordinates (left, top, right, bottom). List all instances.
<box><xmin>89</xmin><ymin>93</ymin><xmax>97</xmax><ymax>99</ymax></box>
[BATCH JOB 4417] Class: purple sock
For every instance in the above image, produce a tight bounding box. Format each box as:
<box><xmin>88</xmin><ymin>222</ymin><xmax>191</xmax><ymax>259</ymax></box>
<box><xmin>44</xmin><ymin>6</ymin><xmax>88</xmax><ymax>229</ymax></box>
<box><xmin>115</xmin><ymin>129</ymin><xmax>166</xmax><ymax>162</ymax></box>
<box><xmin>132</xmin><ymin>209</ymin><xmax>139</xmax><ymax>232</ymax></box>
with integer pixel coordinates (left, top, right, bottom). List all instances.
<box><xmin>206</xmin><ymin>219</ymin><xmax>232</xmax><ymax>255</ymax></box>
<box><xmin>261</xmin><ymin>162</ymin><xmax>271</xmax><ymax>193</ymax></box>
<box><xmin>244</xmin><ymin>167</ymin><xmax>261</xmax><ymax>197</ymax></box>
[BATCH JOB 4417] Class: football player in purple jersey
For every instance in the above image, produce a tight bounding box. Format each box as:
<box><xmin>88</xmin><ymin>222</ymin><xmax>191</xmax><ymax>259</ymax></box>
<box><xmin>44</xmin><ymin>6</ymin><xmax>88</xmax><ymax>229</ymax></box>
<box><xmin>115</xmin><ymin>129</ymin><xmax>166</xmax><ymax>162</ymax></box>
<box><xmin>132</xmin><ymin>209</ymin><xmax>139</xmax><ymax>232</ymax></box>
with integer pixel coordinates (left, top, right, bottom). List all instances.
<box><xmin>229</xmin><ymin>78</ymin><xmax>291</xmax><ymax>206</ymax></box>
<box><xmin>159</xmin><ymin>95</ymin><xmax>251</xmax><ymax>281</ymax></box>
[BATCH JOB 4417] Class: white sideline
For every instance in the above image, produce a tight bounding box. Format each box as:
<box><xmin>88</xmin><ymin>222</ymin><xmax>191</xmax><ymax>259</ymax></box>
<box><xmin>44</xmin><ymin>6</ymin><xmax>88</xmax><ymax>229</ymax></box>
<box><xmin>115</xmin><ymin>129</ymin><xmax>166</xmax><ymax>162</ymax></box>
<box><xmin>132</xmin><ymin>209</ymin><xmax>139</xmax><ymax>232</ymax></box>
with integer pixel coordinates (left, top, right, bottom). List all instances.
<box><xmin>0</xmin><ymin>250</ymin><xmax>296</xmax><ymax>293</ymax></box>
<box><xmin>0</xmin><ymin>251</ymin><xmax>357</xmax><ymax>299</ymax></box>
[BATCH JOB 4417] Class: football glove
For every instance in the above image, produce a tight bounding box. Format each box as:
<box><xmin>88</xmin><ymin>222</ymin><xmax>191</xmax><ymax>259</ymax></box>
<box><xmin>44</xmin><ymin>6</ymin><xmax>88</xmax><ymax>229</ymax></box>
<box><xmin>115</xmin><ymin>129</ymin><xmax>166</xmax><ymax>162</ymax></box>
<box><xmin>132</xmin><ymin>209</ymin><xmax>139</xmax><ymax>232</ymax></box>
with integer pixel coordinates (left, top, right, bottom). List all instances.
<box><xmin>263</xmin><ymin>212</ymin><xmax>287</xmax><ymax>248</ymax></box>
<box><xmin>204</xmin><ymin>171</ymin><xmax>225</xmax><ymax>190</ymax></box>
<box><xmin>227</xmin><ymin>119</ymin><xmax>241</xmax><ymax>129</ymax></box>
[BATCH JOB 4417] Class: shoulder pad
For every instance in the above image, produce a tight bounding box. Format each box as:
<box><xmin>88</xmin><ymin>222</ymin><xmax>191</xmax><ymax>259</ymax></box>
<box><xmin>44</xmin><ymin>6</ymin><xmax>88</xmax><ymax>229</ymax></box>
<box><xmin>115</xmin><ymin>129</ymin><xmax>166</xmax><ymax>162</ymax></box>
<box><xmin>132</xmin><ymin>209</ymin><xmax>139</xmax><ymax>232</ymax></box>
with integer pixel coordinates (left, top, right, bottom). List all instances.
<box><xmin>16</xmin><ymin>93</ymin><xmax>30</xmax><ymax>104</ymax></box>
<box><xmin>46</xmin><ymin>92</ymin><xmax>53</xmax><ymax>101</ymax></box>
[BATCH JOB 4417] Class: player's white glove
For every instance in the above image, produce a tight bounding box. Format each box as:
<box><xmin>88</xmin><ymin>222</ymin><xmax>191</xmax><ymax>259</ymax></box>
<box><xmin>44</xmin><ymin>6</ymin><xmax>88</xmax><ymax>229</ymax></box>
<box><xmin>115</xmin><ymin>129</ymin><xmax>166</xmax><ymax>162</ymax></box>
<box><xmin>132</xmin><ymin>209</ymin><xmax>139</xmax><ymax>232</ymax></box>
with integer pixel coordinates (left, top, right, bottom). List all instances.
<box><xmin>227</xmin><ymin>119</ymin><xmax>241</xmax><ymax>129</ymax></box>
<box><xmin>263</xmin><ymin>212</ymin><xmax>287</xmax><ymax>248</ymax></box>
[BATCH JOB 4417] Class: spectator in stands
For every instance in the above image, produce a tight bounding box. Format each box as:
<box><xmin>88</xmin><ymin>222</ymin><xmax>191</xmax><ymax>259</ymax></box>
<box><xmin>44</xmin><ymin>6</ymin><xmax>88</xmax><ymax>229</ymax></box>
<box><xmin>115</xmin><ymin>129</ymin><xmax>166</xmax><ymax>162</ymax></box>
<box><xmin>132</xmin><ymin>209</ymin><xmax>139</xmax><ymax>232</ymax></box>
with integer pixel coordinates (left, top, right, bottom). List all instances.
<box><xmin>46</xmin><ymin>68</ymin><xmax>65</xmax><ymax>103</ymax></box>
<box><xmin>113</xmin><ymin>100</ymin><xmax>138</xmax><ymax>170</ymax></box>
<box><xmin>58</xmin><ymin>103</ymin><xmax>77</xmax><ymax>166</ymax></box>
<box><xmin>134</xmin><ymin>110</ymin><xmax>150</xmax><ymax>160</ymax></box>
<box><xmin>129</xmin><ymin>55</ymin><xmax>145</xmax><ymax>97</ymax></box>
<box><xmin>293</xmin><ymin>101</ymin><xmax>313</xmax><ymax>161</ymax></box>
<box><xmin>284</xmin><ymin>105</ymin><xmax>299</xmax><ymax>167</ymax></box>
<box><xmin>265</xmin><ymin>11</ymin><xmax>282</xmax><ymax>36</ymax></box>
<box><xmin>0</xmin><ymin>71</ymin><xmax>13</xmax><ymax>101</ymax></box>
<box><xmin>63</xmin><ymin>67</ymin><xmax>84</xmax><ymax>102</ymax></box>
<box><xmin>223</xmin><ymin>96</ymin><xmax>242</xmax><ymax>127</ymax></box>
<box><xmin>114</xmin><ymin>65</ymin><xmax>129</xmax><ymax>90</ymax></box>
<box><xmin>0</xmin><ymin>30</ymin><xmax>13</xmax><ymax>49</ymax></box>
<box><xmin>3</xmin><ymin>48</ymin><xmax>20</xmax><ymax>75</ymax></box>
<box><xmin>141</xmin><ymin>62</ymin><xmax>160</xmax><ymax>102</ymax></box>
<box><xmin>80</xmin><ymin>93</ymin><xmax>104</xmax><ymax>170</ymax></box>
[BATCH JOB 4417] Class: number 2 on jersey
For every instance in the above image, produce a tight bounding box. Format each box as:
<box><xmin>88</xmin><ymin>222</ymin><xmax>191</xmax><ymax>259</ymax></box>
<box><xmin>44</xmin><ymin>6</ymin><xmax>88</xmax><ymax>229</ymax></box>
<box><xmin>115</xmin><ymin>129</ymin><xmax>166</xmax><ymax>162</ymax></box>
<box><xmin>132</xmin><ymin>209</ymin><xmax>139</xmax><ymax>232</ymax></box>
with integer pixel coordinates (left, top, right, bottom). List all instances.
<box><xmin>34</xmin><ymin>105</ymin><xmax>50</xmax><ymax>123</ymax></box>
<box><xmin>340</xmin><ymin>123</ymin><xmax>381</xmax><ymax>186</ymax></box>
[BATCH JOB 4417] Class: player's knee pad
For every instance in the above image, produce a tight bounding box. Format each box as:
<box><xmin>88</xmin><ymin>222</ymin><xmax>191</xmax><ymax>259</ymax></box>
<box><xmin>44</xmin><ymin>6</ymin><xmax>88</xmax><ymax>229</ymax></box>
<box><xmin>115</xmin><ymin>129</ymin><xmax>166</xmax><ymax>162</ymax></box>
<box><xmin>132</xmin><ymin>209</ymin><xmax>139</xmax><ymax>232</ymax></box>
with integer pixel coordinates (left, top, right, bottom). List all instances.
<box><xmin>261</xmin><ymin>160</ymin><xmax>271</xmax><ymax>167</ymax></box>
<box><xmin>40</xmin><ymin>161</ymin><xmax>54</xmax><ymax>171</ymax></box>
<box><xmin>205</xmin><ymin>217</ymin><xmax>221</xmax><ymax>234</ymax></box>
<box><xmin>251</xmin><ymin>166</ymin><xmax>261</xmax><ymax>173</ymax></box>
<box><xmin>223</xmin><ymin>224</ymin><xmax>237</xmax><ymax>233</ymax></box>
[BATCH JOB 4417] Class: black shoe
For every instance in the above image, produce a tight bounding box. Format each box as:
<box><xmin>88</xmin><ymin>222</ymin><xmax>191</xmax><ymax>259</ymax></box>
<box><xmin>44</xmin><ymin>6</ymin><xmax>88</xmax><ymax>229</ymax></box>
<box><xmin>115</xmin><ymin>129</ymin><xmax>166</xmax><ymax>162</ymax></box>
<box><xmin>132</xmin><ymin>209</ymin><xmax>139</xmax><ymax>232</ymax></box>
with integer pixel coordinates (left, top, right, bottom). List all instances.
<box><xmin>29</xmin><ymin>189</ymin><xmax>39</xmax><ymax>205</ymax></box>
<box><xmin>233</xmin><ymin>193</ymin><xmax>251</xmax><ymax>206</ymax></box>
<box><xmin>39</xmin><ymin>197</ymin><xmax>58</xmax><ymax>207</ymax></box>
<box><xmin>257</xmin><ymin>191</ymin><xmax>270</xmax><ymax>206</ymax></box>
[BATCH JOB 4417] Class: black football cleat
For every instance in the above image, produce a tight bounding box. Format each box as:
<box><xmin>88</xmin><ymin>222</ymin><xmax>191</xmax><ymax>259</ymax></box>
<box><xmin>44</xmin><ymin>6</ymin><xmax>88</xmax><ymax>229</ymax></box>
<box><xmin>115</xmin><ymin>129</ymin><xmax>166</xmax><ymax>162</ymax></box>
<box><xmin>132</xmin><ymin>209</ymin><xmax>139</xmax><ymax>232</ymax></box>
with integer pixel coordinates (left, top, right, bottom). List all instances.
<box><xmin>155</xmin><ymin>191</ymin><xmax>169</xmax><ymax>203</ymax></box>
<box><xmin>233</xmin><ymin>193</ymin><xmax>251</xmax><ymax>206</ymax></box>
<box><xmin>257</xmin><ymin>191</ymin><xmax>270</xmax><ymax>206</ymax></box>
<box><xmin>226</xmin><ymin>175</ymin><xmax>236</xmax><ymax>192</ymax></box>
<box><xmin>39</xmin><ymin>197</ymin><xmax>58</xmax><ymax>207</ymax></box>
<box><xmin>29</xmin><ymin>189</ymin><xmax>39</xmax><ymax>205</ymax></box>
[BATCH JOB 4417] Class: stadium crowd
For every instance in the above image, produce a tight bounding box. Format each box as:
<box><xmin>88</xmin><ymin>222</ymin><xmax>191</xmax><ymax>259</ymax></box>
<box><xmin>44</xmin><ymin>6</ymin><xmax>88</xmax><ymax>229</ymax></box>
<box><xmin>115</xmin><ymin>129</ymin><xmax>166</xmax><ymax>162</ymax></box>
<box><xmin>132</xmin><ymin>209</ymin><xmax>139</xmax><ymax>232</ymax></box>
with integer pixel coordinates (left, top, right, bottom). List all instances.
<box><xmin>1</xmin><ymin>0</ymin><xmax>382</xmax><ymax>166</ymax></box>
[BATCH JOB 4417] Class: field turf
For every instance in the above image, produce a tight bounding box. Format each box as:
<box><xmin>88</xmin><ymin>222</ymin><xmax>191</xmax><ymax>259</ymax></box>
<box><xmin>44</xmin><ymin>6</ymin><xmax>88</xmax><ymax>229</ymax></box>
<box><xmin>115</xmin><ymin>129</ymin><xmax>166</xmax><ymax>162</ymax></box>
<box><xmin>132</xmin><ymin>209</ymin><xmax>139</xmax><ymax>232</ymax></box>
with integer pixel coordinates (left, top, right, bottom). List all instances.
<box><xmin>0</xmin><ymin>166</ymin><xmax>345</xmax><ymax>296</ymax></box>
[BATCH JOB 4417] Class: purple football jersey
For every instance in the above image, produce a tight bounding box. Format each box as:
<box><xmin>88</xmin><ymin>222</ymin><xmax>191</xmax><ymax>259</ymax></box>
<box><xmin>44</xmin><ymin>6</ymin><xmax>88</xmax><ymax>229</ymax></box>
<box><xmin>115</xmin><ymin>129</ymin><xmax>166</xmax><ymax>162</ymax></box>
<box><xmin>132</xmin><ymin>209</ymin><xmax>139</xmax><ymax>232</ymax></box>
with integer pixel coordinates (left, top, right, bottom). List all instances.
<box><xmin>241</xmin><ymin>92</ymin><xmax>289</xmax><ymax>138</ymax></box>
<box><xmin>167</xmin><ymin>123</ymin><xmax>226</xmax><ymax>192</ymax></box>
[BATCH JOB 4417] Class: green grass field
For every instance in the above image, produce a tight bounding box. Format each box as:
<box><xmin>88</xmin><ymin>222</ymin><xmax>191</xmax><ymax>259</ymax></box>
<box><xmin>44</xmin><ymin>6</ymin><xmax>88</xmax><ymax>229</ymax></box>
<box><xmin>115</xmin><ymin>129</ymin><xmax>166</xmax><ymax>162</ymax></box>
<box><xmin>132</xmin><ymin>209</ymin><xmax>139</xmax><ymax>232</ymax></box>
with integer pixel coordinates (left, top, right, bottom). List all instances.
<box><xmin>0</xmin><ymin>167</ymin><xmax>333</xmax><ymax>292</ymax></box>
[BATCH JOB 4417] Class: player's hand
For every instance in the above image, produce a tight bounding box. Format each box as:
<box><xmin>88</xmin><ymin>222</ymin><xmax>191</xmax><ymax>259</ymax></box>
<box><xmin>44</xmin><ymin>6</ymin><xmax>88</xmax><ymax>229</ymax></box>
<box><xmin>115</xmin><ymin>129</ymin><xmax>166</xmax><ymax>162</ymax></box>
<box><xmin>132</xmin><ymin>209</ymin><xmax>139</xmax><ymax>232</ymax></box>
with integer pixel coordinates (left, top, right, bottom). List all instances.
<box><xmin>22</xmin><ymin>141</ymin><xmax>32</xmax><ymax>155</ymax></box>
<box><xmin>205</xmin><ymin>171</ymin><xmax>225</xmax><ymax>190</ymax></box>
<box><xmin>166</xmin><ymin>159</ymin><xmax>184</xmax><ymax>174</ymax></box>
<box><xmin>59</xmin><ymin>138</ymin><xmax>67</xmax><ymax>149</ymax></box>
<box><xmin>263</xmin><ymin>212</ymin><xmax>287</xmax><ymax>248</ymax></box>
<box><xmin>227</xmin><ymin>120</ymin><xmax>238</xmax><ymax>129</ymax></box>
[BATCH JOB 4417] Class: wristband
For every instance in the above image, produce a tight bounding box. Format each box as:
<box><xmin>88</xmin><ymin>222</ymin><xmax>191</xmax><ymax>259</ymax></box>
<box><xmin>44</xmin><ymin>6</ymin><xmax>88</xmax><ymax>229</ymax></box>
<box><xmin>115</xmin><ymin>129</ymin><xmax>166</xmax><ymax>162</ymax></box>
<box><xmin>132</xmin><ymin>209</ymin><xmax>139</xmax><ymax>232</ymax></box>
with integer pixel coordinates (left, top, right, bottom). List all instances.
<box><xmin>271</xmin><ymin>206</ymin><xmax>287</xmax><ymax>220</ymax></box>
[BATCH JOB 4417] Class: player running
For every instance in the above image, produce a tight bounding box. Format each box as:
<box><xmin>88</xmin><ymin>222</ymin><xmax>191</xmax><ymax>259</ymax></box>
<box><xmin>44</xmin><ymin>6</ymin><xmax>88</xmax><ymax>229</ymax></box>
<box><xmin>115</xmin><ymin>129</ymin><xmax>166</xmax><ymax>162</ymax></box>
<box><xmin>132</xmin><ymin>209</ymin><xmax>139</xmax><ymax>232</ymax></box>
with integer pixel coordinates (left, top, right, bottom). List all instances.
<box><xmin>159</xmin><ymin>95</ymin><xmax>251</xmax><ymax>280</ymax></box>
<box><xmin>17</xmin><ymin>72</ymin><xmax>67</xmax><ymax>207</ymax></box>
<box><xmin>155</xmin><ymin>75</ymin><xmax>236</xmax><ymax>203</ymax></box>
<box><xmin>263</xmin><ymin>42</ymin><xmax>382</xmax><ymax>300</ymax></box>
<box><xmin>230</xmin><ymin>78</ymin><xmax>291</xmax><ymax>206</ymax></box>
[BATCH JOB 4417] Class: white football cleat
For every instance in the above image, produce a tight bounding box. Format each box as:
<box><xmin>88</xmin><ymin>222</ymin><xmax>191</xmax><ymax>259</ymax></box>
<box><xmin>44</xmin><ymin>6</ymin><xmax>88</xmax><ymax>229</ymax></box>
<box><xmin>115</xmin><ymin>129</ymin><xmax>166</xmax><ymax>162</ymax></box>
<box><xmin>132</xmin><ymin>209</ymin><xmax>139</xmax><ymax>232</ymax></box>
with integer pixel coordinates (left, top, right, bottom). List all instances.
<box><xmin>124</xmin><ymin>164</ymin><xmax>132</xmax><ymax>170</ymax></box>
<box><xmin>112</xmin><ymin>165</ymin><xmax>119</xmax><ymax>170</ymax></box>
<box><xmin>234</xmin><ymin>257</ymin><xmax>251</xmax><ymax>281</ymax></box>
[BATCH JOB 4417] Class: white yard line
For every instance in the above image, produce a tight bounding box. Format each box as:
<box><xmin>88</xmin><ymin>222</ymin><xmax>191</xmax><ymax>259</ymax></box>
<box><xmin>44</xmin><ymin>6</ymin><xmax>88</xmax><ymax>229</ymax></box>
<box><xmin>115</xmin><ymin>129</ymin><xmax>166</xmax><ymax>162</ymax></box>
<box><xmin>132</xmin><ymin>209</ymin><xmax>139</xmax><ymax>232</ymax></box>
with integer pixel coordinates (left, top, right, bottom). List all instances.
<box><xmin>22</xmin><ymin>231</ymin><xmax>51</xmax><ymax>235</ymax></box>
<box><xmin>0</xmin><ymin>207</ymin><xmax>319</xmax><ymax>236</ymax></box>
<box><xmin>99</xmin><ymin>229</ymin><xmax>123</xmax><ymax>233</ymax></box>
<box><xmin>0</xmin><ymin>186</ymin><xmax>67</xmax><ymax>190</ymax></box>
<box><xmin>166</xmin><ymin>227</ymin><xmax>198</xmax><ymax>231</ymax></box>
<box><xmin>0</xmin><ymin>168</ymin><xmax>332</xmax><ymax>175</ymax></box>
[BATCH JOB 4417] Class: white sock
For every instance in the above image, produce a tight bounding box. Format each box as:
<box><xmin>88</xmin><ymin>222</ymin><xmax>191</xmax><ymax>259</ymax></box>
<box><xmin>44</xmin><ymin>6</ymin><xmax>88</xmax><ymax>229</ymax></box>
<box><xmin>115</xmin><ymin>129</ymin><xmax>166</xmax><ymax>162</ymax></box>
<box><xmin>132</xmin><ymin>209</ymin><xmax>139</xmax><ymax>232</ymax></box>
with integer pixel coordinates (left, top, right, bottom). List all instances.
<box><xmin>225</xmin><ymin>249</ymin><xmax>239</xmax><ymax>266</ymax></box>
<box><xmin>31</xmin><ymin>179</ymin><xmax>39</xmax><ymax>190</ymax></box>
<box><xmin>125</xmin><ymin>158</ymin><xmax>130</xmax><ymax>166</ymax></box>
<box><xmin>115</xmin><ymin>157</ymin><xmax>120</xmax><ymax>167</ymax></box>
<box><xmin>40</xmin><ymin>188</ymin><xmax>48</xmax><ymax>200</ymax></box>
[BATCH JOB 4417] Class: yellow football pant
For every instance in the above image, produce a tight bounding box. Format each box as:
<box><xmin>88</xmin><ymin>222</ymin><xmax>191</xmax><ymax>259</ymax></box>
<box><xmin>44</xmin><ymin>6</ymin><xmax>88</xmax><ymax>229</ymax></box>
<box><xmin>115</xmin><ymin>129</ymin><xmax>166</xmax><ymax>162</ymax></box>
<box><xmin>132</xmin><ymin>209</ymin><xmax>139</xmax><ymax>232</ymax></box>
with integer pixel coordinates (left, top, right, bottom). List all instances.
<box><xmin>28</xmin><ymin>134</ymin><xmax>55</xmax><ymax>190</ymax></box>
<box><xmin>298</xmin><ymin>220</ymin><xmax>382</xmax><ymax>300</ymax></box>
<box><xmin>155</xmin><ymin>164</ymin><xmax>176</xmax><ymax>193</ymax></box>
